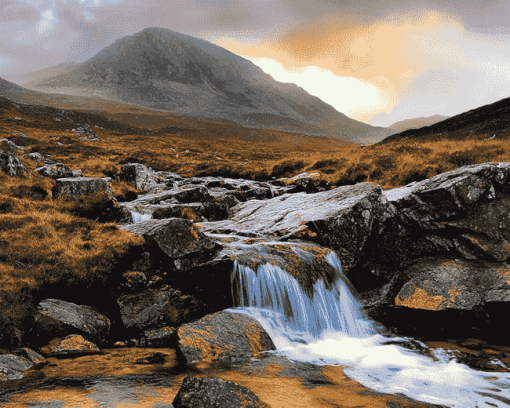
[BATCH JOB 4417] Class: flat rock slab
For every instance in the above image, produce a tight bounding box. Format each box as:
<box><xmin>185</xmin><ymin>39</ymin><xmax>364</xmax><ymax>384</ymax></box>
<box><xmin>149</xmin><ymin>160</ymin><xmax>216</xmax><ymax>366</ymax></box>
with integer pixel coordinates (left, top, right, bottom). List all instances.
<box><xmin>118</xmin><ymin>288</ymin><xmax>207</xmax><ymax>333</ymax></box>
<box><xmin>173</xmin><ymin>376</ymin><xmax>269</xmax><ymax>408</ymax></box>
<box><xmin>52</xmin><ymin>177</ymin><xmax>113</xmax><ymax>200</ymax></box>
<box><xmin>120</xmin><ymin>218</ymin><xmax>216</xmax><ymax>260</ymax></box>
<box><xmin>178</xmin><ymin>311</ymin><xmax>276</xmax><ymax>364</ymax></box>
<box><xmin>35</xmin><ymin>299</ymin><xmax>110</xmax><ymax>344</ymax></box>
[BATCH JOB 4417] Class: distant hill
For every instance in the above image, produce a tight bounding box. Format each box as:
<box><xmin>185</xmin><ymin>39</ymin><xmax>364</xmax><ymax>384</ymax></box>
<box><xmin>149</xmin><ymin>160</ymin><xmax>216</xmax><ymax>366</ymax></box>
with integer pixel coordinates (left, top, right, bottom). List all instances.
<box><xmin>3</xmin><ymin>63</ymin><xmax>80</xmax><ymax>88</ymax></box>
<box><xmin>381</xmin><ymin>97</ymin><xmax>510</xmax><ymax>143</ymax></box>
<box><xmin>388</xmin><ymin>115</ymin><xmax>450</xmax><ymax>133</ymax></box>
<box><xmin>0</xmin><ymin>77</ymin><xmax>39</xmax><ymax>97</ymax></box>
<box><xmin>23</xmin><ymin>27</ymin><xmax>392</xmax><ymax>144</ymax></box>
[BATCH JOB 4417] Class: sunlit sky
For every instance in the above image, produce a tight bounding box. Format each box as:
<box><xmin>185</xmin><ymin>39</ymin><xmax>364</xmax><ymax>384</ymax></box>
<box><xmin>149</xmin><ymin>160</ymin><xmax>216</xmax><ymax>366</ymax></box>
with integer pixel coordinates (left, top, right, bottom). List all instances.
<box><xmin>1</xmin><ymin>0</ymin><xmax>510</xmax><ymax>126</ymax></box>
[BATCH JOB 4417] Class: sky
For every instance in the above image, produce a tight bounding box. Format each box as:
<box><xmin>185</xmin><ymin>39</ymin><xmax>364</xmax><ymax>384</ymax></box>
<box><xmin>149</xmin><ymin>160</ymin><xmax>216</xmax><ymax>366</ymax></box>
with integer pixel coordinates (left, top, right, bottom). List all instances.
<box><xmin>1</xmin><ymin>0</ymin><xmax>510</xmax><ymax>126</ymax></box>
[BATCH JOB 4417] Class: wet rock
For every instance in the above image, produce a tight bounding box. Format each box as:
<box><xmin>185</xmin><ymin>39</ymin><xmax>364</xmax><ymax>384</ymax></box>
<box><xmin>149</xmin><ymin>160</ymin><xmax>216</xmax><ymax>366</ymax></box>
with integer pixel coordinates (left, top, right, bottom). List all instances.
<box><xmin>119</xmin><ymin>218</ymin><xmax>216</xmax><ymax>262</ymax></box>
<box><xmin>172</xmin><ymin>376</ymin><xmax>269</xmax><ymax>408</ymax></box>
<box><xmin>152</xmin><ymin>203</ymin><xmax>205</xmax><ymax>221</ymax></box>
<box><xmin>0</xmin><ymin>349</ymin><xmax>46</xmax><ymax>382</ymax></box>
<box><xmin>119</xmin><ymin>163</ymin><xmax>157</xmax><ymax>191</ymax></box>
<box><xmin>41</xmin><ymin>335</ymin><xmax>100</xmax><ymax>356</ymax></box>
<box><xmin>200</xmin><ymin>182</ymin><xmax>390</xmax><ymax>271</ymax></box>
<box><xmin>178</xmin><ymin>311</ymin><xmax>276</xmax><ymax>364</ymax></box>
<box><xmin>118</xmin><ymin>288</ymin><xmax>207</xmax><ymax>334</ymax></box>
<box><xmin>362</xmin><ymin>162</ymin><xmax>510</xmax><ymax>296</ymax></box>
<box><xmin>394</xmin><ymin>258</ymin><xmax>510</xmax><ymax>311</ymax></box>
<box><xmin>0</xmin><ymin>139</ymin><xmax>27</xmax><ymax>177</ymax></box>
<box><xmin>52</xmin><ymin>177</ymin><xmax>113</xmax><ymax>200</ymax></box>
<box><xmin>35</xmin><ymin>163</ymin><xmax>75</xmax><ymax>179</ymax></box>
<box><xmin>34</xmin><ymin>299</ymin><xmax>110</xmax><ymax>345</ymax></box>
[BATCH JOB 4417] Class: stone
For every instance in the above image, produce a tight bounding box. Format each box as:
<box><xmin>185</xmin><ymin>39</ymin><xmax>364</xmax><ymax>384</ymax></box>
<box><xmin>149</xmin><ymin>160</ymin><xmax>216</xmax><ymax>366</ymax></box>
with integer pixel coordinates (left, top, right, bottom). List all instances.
<box><xmin>52</xmin><ymin>177</ymin><xmax>113</xmax><ymax>201</ymax></box>
<box><xmin>118</xmin><ymin>288</ymin><xmax>207</xmax><ymax>334</ymax></box>
<box><xmin>0</xmin><ymin>139</ymin><xmax>27</xmax><ymax>177</ymax></box>
<box><xmin>35</xmin><ymin>163</ymin><xmax>75</xmax><ymax>179</ymax></box>
<box><xmin>0</xmin><ymin>348</ymin><xmax>46</xmax><ymax>382</ymax></box>
<box><xmin>34</xmin><ymin>299</ymin><xmax>110</xmax><ymax>344</ymax></box>
<box><xmin>178</xmin><ymin>311</ymin><xmax>276</xmax><ymax>364</ymax></box>
<box><xmin>1</xmin><ymin>138</ymin><xmax>25</xmax><ymax>150</ymax></box>
<box><xmin>119</xmin><ymin>218</ymin><xmax>216</xmax><ymax>261</ymax></box>
<box><xmin>41</xmin><ymin>335</ymin><xmax>100</xmax><ymax>356</ymax></box>
<box><xmin>119</xmin><ymin>163</ymin><xmax>157</xmax><ymax>191</ymax></box>
<box><xmin>23</xmin><ymin>152</ymin><xmax>56</xmax><ymax>165</ymax></box>
<box><xmin>172</xmin><ymin>376</ymin><xmax>269</xmax><ymax>408</ymax></box>
<box><xmin>277</xmin><ymin>172</ymin><xmax>326</xmax><ymax>193</ymax></box>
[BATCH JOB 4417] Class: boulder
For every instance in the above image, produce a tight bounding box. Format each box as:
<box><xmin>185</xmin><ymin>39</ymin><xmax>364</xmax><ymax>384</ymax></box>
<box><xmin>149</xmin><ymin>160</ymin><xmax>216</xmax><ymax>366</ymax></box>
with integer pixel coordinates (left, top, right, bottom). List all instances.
<box><xmin>178</xmin><ymin>311</ymin><xmax>276</xmax><ymax>364</ymax></box>
<box><xmin>362</xmin><ymin>162</ymin><xmax>510</xmax><ymax>292</ymax></box>
<box><xmin>119</xmin><ymin>163</ymin><xmax>157</xmax><ymax>191</ymax></box>
<box><xmin>118</xmin><ymin>288</ymin><xmax>207</xmax><ymax>334</ymax></box>
<box><xmin>0</xmin><ymin>139</ymin><xmax>27</xmax><ymax>177</ymax></box>
<box><xmin>52</xmin><ymin>177</ymin><xmax>113</xmax><ymax>201</ymax></box>
<box><xmin>35</xmin><ymin>163</ymin><xmax>74</xmax><ymax>179</ymax></box>
<box><xmin>173</xmin><ymin>376</ymin><xmax>269</xmax><ymax>408</ymax></box>
<box><xmin>1</xmin><ymin>138</ymin><xmax>25</xmax><ymax>150</ymax></box>
<box><xmin>23</xmin><ymin>152</ymin><xmax>56</xmax><ymax>165</ymax></box>
<box><xmin>34</xmin><ymin>299</ymin><xmax>110</xmax><ymax>345</ymax></box>
<box><xmin>119</xmin><ymin>218</ymin><xmax>216</xmax><ymax>265</ymax></box>
<box><xmin>394</xmin><ymin>258</ymin><xmax>510</xmax><ymax>311</ymax></box>
<box><xmin>276</xmin><ymin>172</ymin><xmax>327</xmax><ymax>193</ymax></box>
<box><xmin>41</xmin><ymin>335</ymin><xmax>100</xmax><ymax>356</ymax></box>
<box><xmin>0</xmin><ymin>348</ymin><xmax>46</xmax><ymax>382</ymax></box>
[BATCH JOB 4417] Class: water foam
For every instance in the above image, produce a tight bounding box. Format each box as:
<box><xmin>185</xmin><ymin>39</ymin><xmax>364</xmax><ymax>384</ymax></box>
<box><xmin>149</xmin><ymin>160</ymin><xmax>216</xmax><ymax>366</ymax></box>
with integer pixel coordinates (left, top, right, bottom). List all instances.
<box><xmin>228</xmin><ymin>250</ymin><xmax>510</xmax><ymax>408</ymax></box>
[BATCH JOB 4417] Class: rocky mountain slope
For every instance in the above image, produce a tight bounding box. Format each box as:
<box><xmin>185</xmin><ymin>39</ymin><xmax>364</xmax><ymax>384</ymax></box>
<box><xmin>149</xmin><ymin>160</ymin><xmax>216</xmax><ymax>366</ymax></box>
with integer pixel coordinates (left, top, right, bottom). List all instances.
<box><xmin>387</xmin><ymin>115</ymin><xmax>450</xmax><ymax>133</ymax></box>
<box><xmin>4</xmin><ymin>62</ymin><xmax>80</xmax><ymax>89</ymax></box>
<box><xmin>382</xmin><ymin>96</ymin><xmax>510</xmax><ymax>143</ymax></box>
<box><xmin>24</xmin><ymin>27</ymin><xmax>393</xmax><ymax>144</ymax></box>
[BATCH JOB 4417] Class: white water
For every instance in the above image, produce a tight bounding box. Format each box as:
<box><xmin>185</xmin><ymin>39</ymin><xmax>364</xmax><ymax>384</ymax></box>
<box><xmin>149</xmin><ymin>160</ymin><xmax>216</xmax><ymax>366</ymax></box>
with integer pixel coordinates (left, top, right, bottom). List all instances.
<box><xmin>130</xmin><ymin>211</ymin><xmax>152</xmax><ymax>223</ymax></box>
<box><xmin>228</xmin><ymin>251</ymin><xmax>510</xmax><ymax>408</ymax></box>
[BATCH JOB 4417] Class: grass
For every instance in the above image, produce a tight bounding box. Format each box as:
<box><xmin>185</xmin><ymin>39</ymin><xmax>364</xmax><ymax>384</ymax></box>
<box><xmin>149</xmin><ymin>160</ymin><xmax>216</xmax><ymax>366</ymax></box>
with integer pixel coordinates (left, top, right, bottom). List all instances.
<box><xmin>1</xmin><ymin>96</ymin><xmax>510</xmax><ymax>347</ymax></box>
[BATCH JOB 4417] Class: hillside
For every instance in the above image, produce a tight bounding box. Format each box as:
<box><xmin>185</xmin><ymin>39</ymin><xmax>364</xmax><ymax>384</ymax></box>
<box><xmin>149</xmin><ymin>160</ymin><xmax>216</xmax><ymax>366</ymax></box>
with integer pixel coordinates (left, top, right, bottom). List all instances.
<box><xmin>381</xmin><ymin>96</ymin><xmax>510</xmax><ymax>143</ymax></box>
<box><xmin>3</xmin><ymin>62</ymin><xmax>81</xmax><ymax>88</ymax></box>
<box><xmin>387</xmin><ymin>115</ymin><xmax>450</xmax><ymax>133</ymax></box>
<box><xmin>0</xmin><ymin>77</ymin><xmax>39</xmax><ymax>97</ymax></box>
<box><xmin>23</xmin><ymin>27</ymin><xmax>392</xmax><ymax>144</ymax></box>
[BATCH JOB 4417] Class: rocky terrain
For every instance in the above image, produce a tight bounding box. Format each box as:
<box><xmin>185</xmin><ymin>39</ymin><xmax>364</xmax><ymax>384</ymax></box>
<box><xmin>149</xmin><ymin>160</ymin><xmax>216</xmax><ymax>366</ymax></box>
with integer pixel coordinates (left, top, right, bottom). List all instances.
<box><xmin>3</xmin><ymin>126</ymin><xmax>510</xmax><ymax>404</ymax></box>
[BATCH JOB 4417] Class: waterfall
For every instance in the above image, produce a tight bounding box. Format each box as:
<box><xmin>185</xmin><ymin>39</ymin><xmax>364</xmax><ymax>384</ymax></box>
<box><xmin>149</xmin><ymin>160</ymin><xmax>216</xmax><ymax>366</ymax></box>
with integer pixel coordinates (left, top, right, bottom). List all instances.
<box><xmin>227</xmin><ymin>247</ymin><xmax>510</xmax><ymax>408</ymax></box>
<box><xmin>130</xmin><ymin>211</ymin><xmax>152</xmax><ymax>223</ymax></box>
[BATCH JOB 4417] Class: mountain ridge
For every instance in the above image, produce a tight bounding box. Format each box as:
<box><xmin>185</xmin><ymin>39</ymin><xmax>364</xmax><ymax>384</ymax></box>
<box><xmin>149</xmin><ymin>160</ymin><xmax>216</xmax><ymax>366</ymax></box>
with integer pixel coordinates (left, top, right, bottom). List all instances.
<box><xmin>24</xmin><ymin>27</ymin><xmax>393</xmax><ymax>144</ymax></box>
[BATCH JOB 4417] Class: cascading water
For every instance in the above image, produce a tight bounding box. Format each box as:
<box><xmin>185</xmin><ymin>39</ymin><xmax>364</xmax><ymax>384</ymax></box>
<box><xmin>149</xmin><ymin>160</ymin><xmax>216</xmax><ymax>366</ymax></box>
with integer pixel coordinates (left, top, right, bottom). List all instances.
<box><xmin>227</xmin><ymin>247</ymin><xmax>510</xmax><ymax>408</ymax></box>
<box><xmin>129</xmin><ymin>211</ymin><xmax>152</xmax><ymax>223</ymax></box>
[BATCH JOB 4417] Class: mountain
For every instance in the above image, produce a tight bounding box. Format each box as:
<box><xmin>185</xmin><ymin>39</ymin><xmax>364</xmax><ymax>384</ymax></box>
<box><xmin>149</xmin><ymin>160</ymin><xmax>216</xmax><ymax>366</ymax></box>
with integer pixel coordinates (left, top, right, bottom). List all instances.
<box><xmin>3</xmin><ymin>62</ymin><xmax>81</xmax><ymax>88</ymax></box>
<box><xmin>24</xmin><ymin>27</ymin><xmax>392</xmax><ymax>144</ymax></box>
<box><xmin>0</xmin><ymin>77</ymin><xmax>39</xmax><ymax>97</ymax></box>
<box><xmin>381</xmin><ymin>97</ymin><xmax>510</xmax><ymax>143</ymax></box>
<box><xmin>387</xmin><ymin>115</ymin><xmax>450</xmax><ymax>133</ymax></box>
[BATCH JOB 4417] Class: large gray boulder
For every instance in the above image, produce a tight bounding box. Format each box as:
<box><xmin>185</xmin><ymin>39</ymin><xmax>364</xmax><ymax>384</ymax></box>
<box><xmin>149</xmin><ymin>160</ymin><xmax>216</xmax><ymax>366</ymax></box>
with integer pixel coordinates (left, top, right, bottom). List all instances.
<box><xmin>0</xmin><ymin>139</ymin><xmax>27</xmax><ymax>177</ymax></box>
<box><xmin>23</xmin><ymin>152</ymin><xmax>56</xmax><ymax>165</ymax></box>
<box><xmin>52</xmin><ymin>177</ymin><xmax>113</xmax><ymax>200</ymax></box>
<box><xmin>178</xmin><ymin>311</ymin><xmax>276</xmax><ymax>364</ymax></box>
<box><xmin>173</xmin><ymin>376</ymin><xmax>269</xmax><ymax>408</ymax></box>
<box><xmin>118</xmin><ymin>163</ymin><xmax>157</xmax><ymax>191</ymax></box>
<box><xmin>0</xmin><ymin>348</ymin><xmax>46</xmax><ymax>382</ymax></box>
<box><xmin>34</xmin><ymin>299</ymin><xmax>110</xmax><ymax>345</ymax></box>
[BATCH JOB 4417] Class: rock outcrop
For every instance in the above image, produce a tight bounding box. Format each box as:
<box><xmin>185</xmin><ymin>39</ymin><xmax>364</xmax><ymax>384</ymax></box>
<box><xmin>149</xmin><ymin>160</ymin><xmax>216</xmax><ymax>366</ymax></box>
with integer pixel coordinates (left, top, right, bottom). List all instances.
<box><xmin>118</xmin><ymin>163</ymin><xmax>157</xmax><ymax>191</ymax></box>
<box><xmin>0</xmin><ymin>139</ymin><xmax>27</xmax><ymax>177</ymax></box>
